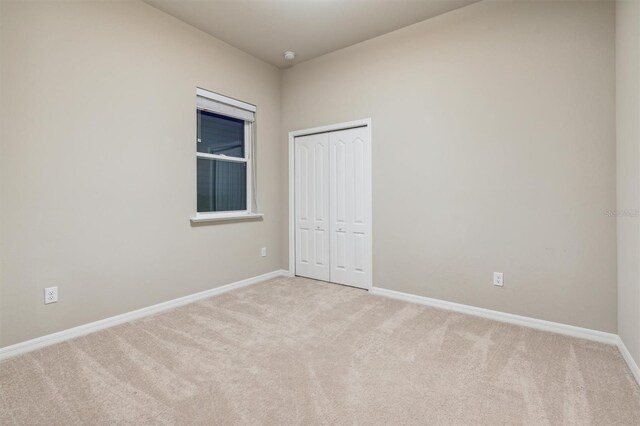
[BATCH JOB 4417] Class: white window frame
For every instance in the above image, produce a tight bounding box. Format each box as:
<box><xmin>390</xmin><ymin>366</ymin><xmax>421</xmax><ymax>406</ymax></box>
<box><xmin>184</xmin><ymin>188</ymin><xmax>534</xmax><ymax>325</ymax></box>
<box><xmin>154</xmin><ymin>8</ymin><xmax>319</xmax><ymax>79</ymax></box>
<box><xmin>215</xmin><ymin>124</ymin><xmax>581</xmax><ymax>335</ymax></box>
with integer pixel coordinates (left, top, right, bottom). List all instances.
<box><xmin>191</xmin><ymin>88</ymin><xmax>262</xmax><ymax>223</ymax></box>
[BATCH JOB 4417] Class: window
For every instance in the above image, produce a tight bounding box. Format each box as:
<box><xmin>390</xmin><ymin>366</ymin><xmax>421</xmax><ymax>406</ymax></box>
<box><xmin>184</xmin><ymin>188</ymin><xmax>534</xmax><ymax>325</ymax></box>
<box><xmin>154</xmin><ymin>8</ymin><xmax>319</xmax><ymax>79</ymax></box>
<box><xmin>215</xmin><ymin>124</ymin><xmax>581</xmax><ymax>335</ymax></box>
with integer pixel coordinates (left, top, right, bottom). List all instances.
<box><xmin>192</xmin><ymin>88</ymin><xmax>261</xmax><ymax>222</ymax></box>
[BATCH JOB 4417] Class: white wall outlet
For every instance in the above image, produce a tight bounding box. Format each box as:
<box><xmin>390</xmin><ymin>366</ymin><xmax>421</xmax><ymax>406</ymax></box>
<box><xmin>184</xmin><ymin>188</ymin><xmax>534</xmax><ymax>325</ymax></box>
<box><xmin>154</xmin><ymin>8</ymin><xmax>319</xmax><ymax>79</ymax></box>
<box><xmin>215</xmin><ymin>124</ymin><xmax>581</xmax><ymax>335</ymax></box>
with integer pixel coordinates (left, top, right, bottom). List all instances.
<box><xmin>44</xmin><ymin>286</ymin><xmax>58</xmax><ymax>304</ymax></box>
<box><xmin>261</xmin><ymin>247</ymin><xmax>267</xmax><ymax>257</ymax></box>
<box><xmin>493</xmin><ymin>272</ymin><xmax>504</xmax><ymax>287</ymax></box>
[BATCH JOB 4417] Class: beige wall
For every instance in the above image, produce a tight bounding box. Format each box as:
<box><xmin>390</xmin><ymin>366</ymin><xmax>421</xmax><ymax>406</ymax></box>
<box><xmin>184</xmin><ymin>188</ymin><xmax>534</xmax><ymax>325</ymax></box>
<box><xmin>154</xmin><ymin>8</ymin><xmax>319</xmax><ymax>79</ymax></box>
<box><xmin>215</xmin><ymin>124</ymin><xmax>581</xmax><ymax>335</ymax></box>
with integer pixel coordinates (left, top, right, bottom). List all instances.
<box><xmin>0</xmin><ymin>1</ymin><xmax>283</xmax><ymax>346</ymax></box>
<box><xmin>282</xmin><ymin>0</ymin><xmax>617</xmax><ymax>332</ymax></box>
<box><xmin>616</xmin><ymin>0</ymin><xmax>640</xmax><ymax>365</ymax></box>
<box><xmin>0</xmin><ymin>0</ymin><xmax>622</xmax><ymax>347</ymax></box>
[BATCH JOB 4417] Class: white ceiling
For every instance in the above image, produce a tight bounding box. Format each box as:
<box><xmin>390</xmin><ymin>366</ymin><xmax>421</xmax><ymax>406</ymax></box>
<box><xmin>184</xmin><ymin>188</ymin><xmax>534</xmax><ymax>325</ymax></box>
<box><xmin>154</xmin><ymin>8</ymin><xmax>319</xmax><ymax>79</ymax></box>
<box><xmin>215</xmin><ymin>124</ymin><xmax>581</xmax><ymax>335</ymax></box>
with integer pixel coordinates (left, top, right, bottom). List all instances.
<box><xmin>144</xmin><ymin>0</ymin><xmax>479</xmax><ymax>68</ymax></box>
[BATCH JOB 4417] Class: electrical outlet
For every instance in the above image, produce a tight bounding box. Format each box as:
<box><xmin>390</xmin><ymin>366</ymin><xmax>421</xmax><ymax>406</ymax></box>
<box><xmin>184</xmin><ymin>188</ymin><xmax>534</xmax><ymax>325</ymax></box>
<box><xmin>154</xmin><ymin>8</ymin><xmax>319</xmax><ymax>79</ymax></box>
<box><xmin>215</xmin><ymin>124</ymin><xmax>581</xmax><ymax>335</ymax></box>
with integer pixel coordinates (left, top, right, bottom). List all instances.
<box><xmin>493</xmin><ymin>272</ymin><xmax>504</xmax><ymax>287</ymax></box>
<box><xmin>261</xmin><ymin>247</ymin><xmax>267</xmax><ymax>257</ymax></box>
<box><xmin>44</xmin><ymin>286</ymin><xmax>58</xmax><ymax>304</ymax></box>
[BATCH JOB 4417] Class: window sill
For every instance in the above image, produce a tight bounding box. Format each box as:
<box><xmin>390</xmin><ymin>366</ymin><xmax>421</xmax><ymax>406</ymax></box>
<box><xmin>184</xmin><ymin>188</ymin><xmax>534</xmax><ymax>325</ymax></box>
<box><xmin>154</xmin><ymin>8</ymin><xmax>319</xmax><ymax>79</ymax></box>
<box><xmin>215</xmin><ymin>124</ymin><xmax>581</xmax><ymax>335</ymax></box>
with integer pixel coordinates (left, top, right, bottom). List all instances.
<box><xmin>190</xmin><ymin>212</ymin><xmax>264</xmax><ymax>224</ymax></box>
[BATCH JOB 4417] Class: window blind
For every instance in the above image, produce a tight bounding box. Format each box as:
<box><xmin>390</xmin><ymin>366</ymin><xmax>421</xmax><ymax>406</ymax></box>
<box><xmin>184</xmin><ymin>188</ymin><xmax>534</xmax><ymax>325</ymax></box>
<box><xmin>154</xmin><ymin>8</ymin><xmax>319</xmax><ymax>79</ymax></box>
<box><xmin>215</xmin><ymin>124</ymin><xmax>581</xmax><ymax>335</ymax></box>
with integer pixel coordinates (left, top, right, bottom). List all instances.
<box><xmin>196</xmin><ymin>88</ymin><xmax>255</xmax><ymax>122</ymax></box>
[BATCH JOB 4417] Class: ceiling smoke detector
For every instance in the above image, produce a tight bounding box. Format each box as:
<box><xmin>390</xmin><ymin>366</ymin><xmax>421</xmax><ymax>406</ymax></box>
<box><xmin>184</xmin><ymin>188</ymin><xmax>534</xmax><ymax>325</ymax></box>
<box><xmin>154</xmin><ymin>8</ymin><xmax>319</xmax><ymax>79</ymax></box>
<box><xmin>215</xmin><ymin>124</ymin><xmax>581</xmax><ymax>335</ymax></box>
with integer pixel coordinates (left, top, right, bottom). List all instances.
<box><xmin>283</xmin><ymin>50</ymin><xmax>296</xmax><ymax>61</ymax></box>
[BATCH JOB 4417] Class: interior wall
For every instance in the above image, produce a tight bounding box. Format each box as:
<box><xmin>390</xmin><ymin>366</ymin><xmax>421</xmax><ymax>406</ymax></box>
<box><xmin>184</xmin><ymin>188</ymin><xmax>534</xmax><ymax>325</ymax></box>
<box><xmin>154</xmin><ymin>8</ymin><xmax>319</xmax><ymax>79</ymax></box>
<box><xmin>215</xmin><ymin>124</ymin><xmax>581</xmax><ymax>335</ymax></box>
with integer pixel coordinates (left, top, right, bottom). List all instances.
<box><xmin>616</xmin><ymin>0</ymin><xmax>640</xmax><ymax>366</ymax></box>
<box><xmin>281</xmin><ymin>0</ymin><xmax>617</xmax><ymax>332</ymax></box>
<box><xmin>0</xmin><ymin>1</ymin><xmax>282</xmax><ymax>346</ymax></box>
<box><xmin>0</xmin><ymin>0</ymin><xmax>623</xmax><ymax>347</ymax></box>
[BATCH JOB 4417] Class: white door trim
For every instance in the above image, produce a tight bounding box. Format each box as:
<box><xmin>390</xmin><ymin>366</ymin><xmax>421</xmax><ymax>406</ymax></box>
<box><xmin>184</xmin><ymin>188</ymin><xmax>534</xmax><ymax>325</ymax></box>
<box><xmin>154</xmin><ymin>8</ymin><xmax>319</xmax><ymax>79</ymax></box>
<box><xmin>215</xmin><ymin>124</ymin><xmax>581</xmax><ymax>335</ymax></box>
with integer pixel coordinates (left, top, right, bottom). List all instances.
<box><xmin>288</xmin><ymin>118</ymin><xmax>373</xmax><ymax>289</ymax></box>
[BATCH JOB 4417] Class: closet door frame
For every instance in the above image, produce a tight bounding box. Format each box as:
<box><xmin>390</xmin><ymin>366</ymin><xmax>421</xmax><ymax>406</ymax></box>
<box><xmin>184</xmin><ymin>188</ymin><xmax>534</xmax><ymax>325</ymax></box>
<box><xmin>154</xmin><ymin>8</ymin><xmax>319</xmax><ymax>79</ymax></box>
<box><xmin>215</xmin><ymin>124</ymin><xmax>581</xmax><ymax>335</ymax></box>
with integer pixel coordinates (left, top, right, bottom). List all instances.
<box><xmin>288</xmin><ymin>118</ymin><xmax>372</xmax><ymax>290</ymax></box>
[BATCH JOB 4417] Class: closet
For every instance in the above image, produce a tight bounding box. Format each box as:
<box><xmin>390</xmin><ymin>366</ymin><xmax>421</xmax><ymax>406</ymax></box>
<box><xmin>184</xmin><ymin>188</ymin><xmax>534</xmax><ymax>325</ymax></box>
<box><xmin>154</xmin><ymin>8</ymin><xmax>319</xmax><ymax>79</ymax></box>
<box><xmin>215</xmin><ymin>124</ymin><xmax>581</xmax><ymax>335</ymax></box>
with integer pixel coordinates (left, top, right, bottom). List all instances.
<box><xmin>293</xmin><ymin>125</ymin><xmax>372</xmax><ymax>289</ymax></box>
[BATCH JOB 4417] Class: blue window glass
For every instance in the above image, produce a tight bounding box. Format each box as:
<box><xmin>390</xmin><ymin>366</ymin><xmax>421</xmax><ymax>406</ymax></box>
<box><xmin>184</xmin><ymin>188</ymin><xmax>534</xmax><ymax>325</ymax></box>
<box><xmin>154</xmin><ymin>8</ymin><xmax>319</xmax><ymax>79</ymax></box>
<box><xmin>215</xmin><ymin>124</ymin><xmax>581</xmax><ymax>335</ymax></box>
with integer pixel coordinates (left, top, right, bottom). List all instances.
<box><xmin>197</xmin><ymin>110</ymin><xmax>244</xmax><ymax>158</ymax></box>
<box><xmin>197</xmin><ymin>159</ymin><xmax>247</xmax><ymax>212</ymax></box>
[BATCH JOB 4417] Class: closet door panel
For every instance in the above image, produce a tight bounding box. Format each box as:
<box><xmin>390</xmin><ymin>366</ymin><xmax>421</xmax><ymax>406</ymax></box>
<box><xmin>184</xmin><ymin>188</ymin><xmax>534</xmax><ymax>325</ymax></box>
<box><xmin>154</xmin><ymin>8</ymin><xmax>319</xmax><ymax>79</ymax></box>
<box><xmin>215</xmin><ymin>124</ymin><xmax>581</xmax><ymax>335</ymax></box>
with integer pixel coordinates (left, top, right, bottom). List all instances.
<box><xmin>295</xmin><ymin>133</ymin><xmax>330</xmax><ymax>281</ymax></box>
<box><xmin>329</xmin><ymin>126</ymin><xmax>371</xmax><ymax>289</ymax></box>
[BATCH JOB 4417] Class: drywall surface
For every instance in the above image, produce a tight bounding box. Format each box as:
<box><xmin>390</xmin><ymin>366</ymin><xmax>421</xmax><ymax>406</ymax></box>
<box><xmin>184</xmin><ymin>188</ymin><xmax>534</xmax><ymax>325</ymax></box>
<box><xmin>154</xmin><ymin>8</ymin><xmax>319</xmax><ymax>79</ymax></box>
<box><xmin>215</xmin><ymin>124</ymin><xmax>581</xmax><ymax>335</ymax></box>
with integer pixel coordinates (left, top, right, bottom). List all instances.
<box><xmin>616</xmin><ymin>0</ymin><xmax>640</xmax><ymax>366</ymax></box>
<box><xmin>0</xmin><ymin>1</ymin><xmax>282</xmax><ymax>346</ymax></box>
<box><xmin>282</xmin><ymin>0</ymin><xmax>617</xmax><ymax>331</ymax></box>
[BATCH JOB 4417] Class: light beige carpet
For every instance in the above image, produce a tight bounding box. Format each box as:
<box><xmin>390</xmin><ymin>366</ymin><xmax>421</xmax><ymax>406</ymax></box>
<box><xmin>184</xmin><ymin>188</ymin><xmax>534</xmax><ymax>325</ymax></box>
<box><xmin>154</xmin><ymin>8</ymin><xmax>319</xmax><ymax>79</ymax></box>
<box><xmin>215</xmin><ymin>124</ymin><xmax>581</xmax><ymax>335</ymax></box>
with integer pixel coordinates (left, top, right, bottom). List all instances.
<box><xmin>1</xmin><ymin>276</ymin><xmax>639</xmax><ymax>425</ymax></box>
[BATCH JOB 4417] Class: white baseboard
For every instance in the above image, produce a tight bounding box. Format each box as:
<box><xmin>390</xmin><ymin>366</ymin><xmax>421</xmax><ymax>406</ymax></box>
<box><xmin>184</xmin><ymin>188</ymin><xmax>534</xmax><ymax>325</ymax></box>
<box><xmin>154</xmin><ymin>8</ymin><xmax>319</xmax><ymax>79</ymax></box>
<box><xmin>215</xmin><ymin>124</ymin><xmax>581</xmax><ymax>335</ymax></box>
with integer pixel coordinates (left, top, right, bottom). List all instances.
<box><xmin>616</xmin><ymin>336</ymin><xmax>640</xmax><ymax>386</ymax></box>
<box><xmin>3</xmin><ymin>273</ymin><xmax>638</xmax><ymax>388</ymax></box>
<box><xmin>370</xmin><ymin>286</ymin><xmax>640</xmax><ymax>386</ymax></box>
<box><xmin>369</xmin><ymin>286</ymin><xmax>619</xmax><ymax>345</ymax></box>
<box><xmin>0</xmin><ymin>269</ymin><xmax>289</xmax><ymax>361</ymax></box>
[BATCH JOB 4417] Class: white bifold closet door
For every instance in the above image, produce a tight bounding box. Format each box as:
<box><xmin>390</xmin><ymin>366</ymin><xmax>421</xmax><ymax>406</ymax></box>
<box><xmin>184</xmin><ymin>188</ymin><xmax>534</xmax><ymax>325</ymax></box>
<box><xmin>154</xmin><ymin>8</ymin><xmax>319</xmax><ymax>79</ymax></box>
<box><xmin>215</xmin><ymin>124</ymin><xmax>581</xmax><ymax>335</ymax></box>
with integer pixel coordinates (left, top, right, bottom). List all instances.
<box><xmin>294</xmin><ymin>126</ymin><xmax>371</xmax><ymax>289</ymax></box>
<box><xmin>328</xmin><ymin>126</ymin><xmax>371</xmax><ymax>288</ymax></box>
<box><xmin>294</xmin><ymin>132</ymin><xmax>330</xmax><ymax>281</ymax></box>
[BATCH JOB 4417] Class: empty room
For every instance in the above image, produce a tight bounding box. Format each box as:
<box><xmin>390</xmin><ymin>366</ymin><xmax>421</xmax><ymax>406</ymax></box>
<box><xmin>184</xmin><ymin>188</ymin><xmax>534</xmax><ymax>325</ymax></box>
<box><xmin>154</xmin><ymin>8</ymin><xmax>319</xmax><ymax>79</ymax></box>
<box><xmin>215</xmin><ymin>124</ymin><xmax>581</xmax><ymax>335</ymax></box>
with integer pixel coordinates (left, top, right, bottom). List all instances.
<box><xmin>1</xmin><ymin>0</ymin><xmax>639</xmax><ymax>424</ymax></box>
